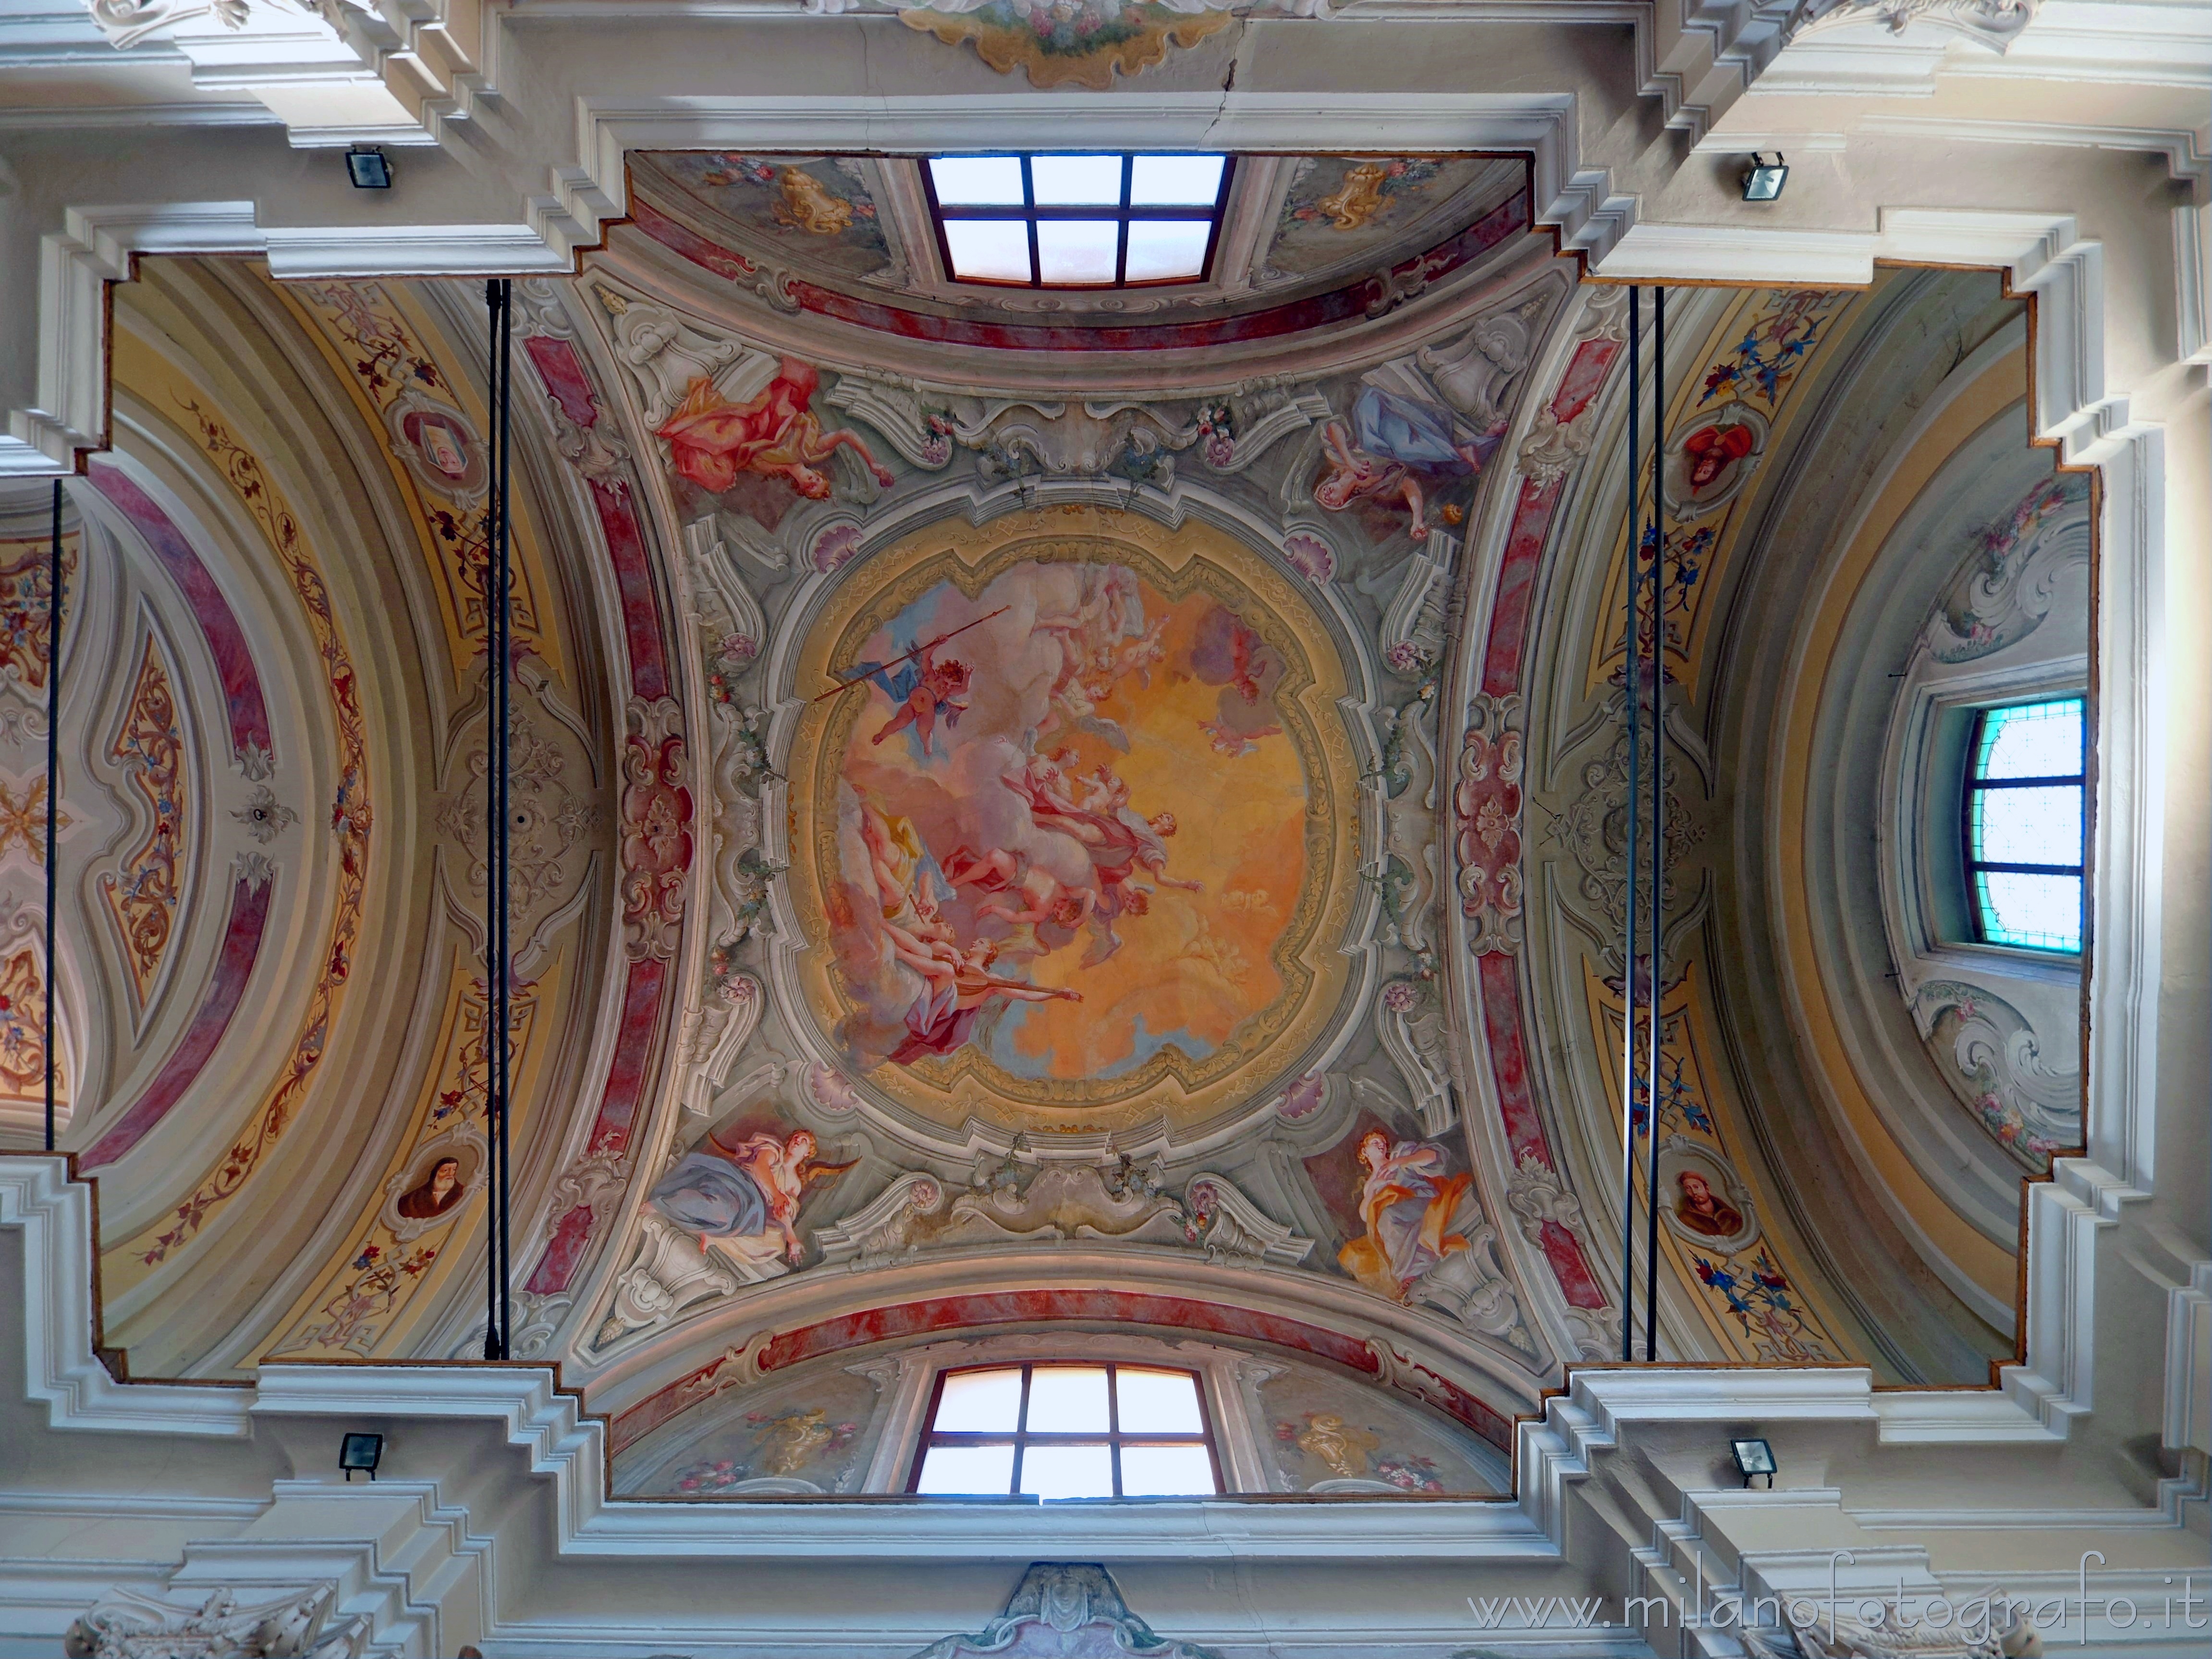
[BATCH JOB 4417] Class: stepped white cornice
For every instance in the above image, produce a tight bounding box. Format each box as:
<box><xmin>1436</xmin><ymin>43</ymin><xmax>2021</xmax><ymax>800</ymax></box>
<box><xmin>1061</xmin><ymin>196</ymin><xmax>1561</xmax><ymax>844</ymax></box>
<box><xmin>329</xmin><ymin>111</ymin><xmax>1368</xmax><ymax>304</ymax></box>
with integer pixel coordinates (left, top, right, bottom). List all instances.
<box><xmin>69</xmin><ymin>0</ymin><xmax>489</xmax><ymax>143</ymax></box>
<box><xmin>6</xmin><ymin>1150</ymin><xmax>2202</xmax><ymax>1655</ymax></box>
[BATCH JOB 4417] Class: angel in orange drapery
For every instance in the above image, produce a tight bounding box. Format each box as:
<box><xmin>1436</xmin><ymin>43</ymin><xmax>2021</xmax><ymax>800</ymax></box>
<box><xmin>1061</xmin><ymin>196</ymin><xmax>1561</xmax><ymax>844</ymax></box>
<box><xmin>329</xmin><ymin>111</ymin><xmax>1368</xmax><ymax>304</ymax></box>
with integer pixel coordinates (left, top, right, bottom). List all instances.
<box><xmin>1338</xmin><ymin>1130</ymin><xmax>1472</xmax><ymax>1301</ymax></box>
<box><xmin>655</xmin><ymin>361</ymin><xmax>896</xmax><ymax>502</ymax></box>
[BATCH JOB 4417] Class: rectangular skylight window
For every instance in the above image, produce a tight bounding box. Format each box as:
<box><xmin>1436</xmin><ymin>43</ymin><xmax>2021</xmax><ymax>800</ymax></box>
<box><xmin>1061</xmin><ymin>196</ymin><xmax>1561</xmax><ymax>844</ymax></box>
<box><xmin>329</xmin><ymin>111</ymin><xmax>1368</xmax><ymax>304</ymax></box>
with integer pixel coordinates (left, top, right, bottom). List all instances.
<box><xmin>924</xmin><ymin>153</ymin><xmax>1232</xmax><ymax>289</ymax></box>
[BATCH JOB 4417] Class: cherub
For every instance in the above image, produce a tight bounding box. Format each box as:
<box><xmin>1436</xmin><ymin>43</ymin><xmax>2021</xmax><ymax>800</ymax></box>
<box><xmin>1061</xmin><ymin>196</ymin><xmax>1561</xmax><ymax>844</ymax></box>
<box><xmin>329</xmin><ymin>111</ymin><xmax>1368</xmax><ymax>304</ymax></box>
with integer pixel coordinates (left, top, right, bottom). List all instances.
<box><xmin>975</xmin><ymin>865</ymin><xmax>1097</xmax><ymax>936</ymax></box>
<box><xmin>657</xmin><ymin>363</ymin><xmax>896</xmax><ymax>503</ymax></box>
<box><xmin>869</xmin><ymin>646</ymin><xmax>972</xmax><ymax>755</ymax></box>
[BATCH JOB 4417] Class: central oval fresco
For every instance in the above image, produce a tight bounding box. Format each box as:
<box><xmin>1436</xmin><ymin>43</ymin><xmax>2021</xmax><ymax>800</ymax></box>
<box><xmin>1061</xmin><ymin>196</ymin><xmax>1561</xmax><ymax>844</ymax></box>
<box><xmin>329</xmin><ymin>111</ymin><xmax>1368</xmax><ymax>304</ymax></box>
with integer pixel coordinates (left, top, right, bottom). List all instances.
<box><xmin>788</xmin><ymin>507</ymin><xmax>1358</xmax><ymax>1142</ymax></box>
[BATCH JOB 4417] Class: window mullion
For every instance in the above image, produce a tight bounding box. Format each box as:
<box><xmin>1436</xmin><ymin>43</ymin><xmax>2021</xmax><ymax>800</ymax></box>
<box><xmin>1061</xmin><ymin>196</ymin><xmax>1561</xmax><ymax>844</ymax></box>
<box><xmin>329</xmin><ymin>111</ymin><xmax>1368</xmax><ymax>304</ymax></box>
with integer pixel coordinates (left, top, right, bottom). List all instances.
<box><xmin>1020</xmin><ymin>158</ymin><xmax>1040</xmax><ymax>288</ymax></box>
<box><xmin>1010</xmin><ymin>1364</ymin><xmax>1032</xmax><ymax>1496</ymax></box>
<box><xmin>1106</xmin><ymin>1363</ymin><xmax>1123</xmax><ymax>1498</ymax></box>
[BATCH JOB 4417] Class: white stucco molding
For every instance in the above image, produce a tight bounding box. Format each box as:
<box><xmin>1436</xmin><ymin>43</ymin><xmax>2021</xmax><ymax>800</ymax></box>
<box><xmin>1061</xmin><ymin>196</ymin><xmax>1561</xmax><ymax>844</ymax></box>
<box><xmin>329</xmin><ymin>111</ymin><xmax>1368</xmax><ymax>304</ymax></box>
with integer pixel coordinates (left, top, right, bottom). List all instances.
<box><xmin>73</xmin><ymin>0</ymin><xmax>488</xmax><ymax>147</ymax></box>
<box><xmin>2162</xmin><ymin>1258</ymin><xmax>2212</xmax><ymax>1455</ymax></box>
<box><xmin>1511</xmin><ymin>1364</ymin><xmax>2086</xmax><ymax>1558</ymax></box>
<box><xmin>2178</xmin><ymin>203</ymin><xmax>2212</xmax><ymax>365</ymax></box>
<box><xmin>0</xmin><ymin>1154</ymin><xmax>254</xmax><ymax>1436</ymax></box>
<box><xmin>2</xmin><ymin>203</ymin><xmax>569</xmax><ymax>477</ymax></box>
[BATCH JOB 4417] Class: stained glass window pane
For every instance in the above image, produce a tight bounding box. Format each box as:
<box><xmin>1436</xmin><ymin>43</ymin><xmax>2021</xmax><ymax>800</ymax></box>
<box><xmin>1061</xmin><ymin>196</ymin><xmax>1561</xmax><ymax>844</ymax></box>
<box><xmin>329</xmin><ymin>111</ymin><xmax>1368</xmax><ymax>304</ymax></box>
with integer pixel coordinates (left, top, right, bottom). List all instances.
<box><xmin>1114</xmin><ymin>1368</ymin><xmax>1203</xmax><ymax>1433</ymax></box>
<box><xmin>1971</xmin><ymin>785</ymin><xmax>2083</xmax><ymax>868</ymax></box>
<box><xmin>1130</xmin><ymin>154</ymin><xmax>1224</xmax><ymax>206</ymax></box>
<box><xmin>929</xmin><ymin>156</ymin><xmax>1026</xmax><ymax>205</ymax></box>
<box><xmin>1976</xmin><ymin>872</ymin><xmax>2083</xmax><ymax>952</ymax></box>
<box><xmin>1118</xmin><ymin>1444</ymin><xmax>1217</xmax><ymax>1497</ymax></box>
<box><xmin>1976</xmin><ymin>699</ymin><xmax>2082</xmax><ymax>779</ymax></box>
<box><xmin>916</xmin><ymin>1443</ymin><xmax>1016</xmax><ymax>1495</ymax></box>
<box><xmin>1124</xmin><ymin>220</ymin><xmax>1210</xmax><ymax>282</ymax></box>
<box><xmin>1030</xmin><ymin>154</ymin><xmax>1124</xmax><ymax>205</ymax></box>
<box><xmin>934</xmin><ymin>1367</ymin><xmax>1024</xmax><ymax>1431</ymax></box>
<box><xmin>1019</xmin><ymin>1443</ymin><xmax>1114</xmax><ymax>1500</ymax></box>
<box><xmin>942</xmin><ymin>220</ymin><xmax>1033</xmax><ymax>283</ymax></box>
<box><xmin>1035</xmin><ymin>220</ymin><xmax>1120</xmax><ymax>285</ymax></box>
<box><xmin>1966</xmin><ymin>695</ymin><xmax>2084</xmax><ymax>954</ymax></box>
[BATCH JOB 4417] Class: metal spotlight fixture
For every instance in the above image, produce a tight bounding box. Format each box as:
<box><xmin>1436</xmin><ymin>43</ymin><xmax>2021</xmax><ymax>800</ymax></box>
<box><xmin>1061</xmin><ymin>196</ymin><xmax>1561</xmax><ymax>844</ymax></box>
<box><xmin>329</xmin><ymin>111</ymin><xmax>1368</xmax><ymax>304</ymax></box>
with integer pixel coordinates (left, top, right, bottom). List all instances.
<box><xmin>1741</xmin><ymin>153</ymin><xmax>1788</xmax><ymax>203</ymax></box>
<box><xmin>338</xmin><ymin>1431</ymin><xmax>384</xmax><ymax>1482</ymax></box>
<box><xmin>1731</xmin><ymin>1436</ymin><xmax>1777</xmax><ymax>1489</ymax></box>
<box><xmin>345</xmin><ymin>148</ymin><xmax>393</xmax><ymax>190</ymax></box>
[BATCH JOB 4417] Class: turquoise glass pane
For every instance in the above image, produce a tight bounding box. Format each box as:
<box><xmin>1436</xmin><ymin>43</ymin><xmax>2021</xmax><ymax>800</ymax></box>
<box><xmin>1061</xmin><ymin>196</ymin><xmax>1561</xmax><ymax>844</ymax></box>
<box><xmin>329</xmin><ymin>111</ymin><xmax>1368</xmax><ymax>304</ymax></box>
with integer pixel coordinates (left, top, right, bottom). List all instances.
<box><xmin>1976</xmin><ymin>698</ymin><xmax>2083</xmax><ymax>780</ymax></box>
<box><xmin>1969</xmin><ymin>696</ymin><xmax>2084</xmax><ymax>952</ymax></box>
<box><xmin>1970</xmin><ymin>784</ymin><xmax>2082</xmax><ymax>867</ymax></box>
<box><xmin>1974</xmin><ymin>871</ymin><xmax>2083</xmax><ymax>952</ymax></box>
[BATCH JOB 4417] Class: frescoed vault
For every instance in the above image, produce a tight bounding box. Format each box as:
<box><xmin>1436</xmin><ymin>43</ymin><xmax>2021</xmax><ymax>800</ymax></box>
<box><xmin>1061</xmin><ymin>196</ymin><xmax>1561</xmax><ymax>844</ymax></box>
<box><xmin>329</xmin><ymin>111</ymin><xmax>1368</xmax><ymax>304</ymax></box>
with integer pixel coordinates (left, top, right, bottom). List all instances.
<box><xmin>16</xmin><ymin>150</ymin><xmax>2069</xmax><ymax>1466</ymax></box>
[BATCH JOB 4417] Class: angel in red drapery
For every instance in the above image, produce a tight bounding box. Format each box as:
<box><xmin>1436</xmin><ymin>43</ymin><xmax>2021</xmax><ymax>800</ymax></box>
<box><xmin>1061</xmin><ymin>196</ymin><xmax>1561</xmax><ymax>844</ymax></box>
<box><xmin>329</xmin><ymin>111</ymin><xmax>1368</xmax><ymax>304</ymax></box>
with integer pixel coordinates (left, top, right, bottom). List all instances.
<box><xmin>655</xmin><ymin>361</ymin><xmax>896</xmax><ymax>503</ymax></box>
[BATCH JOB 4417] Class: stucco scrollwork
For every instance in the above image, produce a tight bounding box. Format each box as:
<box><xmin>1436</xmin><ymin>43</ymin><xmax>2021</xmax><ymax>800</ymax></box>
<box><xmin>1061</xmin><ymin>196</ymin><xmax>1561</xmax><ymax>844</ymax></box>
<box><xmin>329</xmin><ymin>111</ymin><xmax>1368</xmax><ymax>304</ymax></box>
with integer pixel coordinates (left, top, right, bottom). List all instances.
<box><xmin>1910</xmin><ymin>980</ymin><xmax>2078</xmax><ymax>1169</ymax></box>
<box><xmin>1784</xmin><ymin>0</ymin><xmax>2037</xmax><ymax>49</ymax></box>
<box><xmin>64</xmin><ymin>1585</ymin><xmax>366</xmax><ymax>1659</ymax></box>
<box><xmin>598</xmin><ymin>1211</ymin><xmax>749</xmax><ymax>1349</ymax></box>
<box><xmin>916</xmin><ymin>1564</ymin><xmax>1219</xmax><ymax>1659</ymax></box>
<box><xmin>1923</xmin><ymin>473</ymin><xmax>2090</xmax><ymax>663</ymax></box>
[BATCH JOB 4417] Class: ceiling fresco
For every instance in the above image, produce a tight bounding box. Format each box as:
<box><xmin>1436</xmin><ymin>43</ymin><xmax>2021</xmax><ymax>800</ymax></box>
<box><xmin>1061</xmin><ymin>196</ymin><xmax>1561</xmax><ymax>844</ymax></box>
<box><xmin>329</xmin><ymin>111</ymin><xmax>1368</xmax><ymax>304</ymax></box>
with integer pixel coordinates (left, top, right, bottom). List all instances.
<box><xmin>786</xmin><ymin>509</ymin><xmax>1357</xmax><ymax>1140</ymax></box>
<box><xmin>619</xmin><ymin>151</ymin><xmax>1532</xmax><ymax>369</ymax></box>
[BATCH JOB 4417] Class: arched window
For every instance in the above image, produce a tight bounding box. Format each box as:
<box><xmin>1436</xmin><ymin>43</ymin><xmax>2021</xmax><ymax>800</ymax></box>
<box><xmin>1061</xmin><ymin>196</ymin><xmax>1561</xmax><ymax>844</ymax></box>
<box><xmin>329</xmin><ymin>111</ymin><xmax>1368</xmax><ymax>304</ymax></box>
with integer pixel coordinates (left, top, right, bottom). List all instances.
<box><xmin>1964</xmin><ymin>696</ymin><xmax>2085</xmax><ymax>953</ymax></box>
<box><xmin>909</xmin><ymin>1363</ymin><xmax>1221</xmax><ymax>1499</ymax></box>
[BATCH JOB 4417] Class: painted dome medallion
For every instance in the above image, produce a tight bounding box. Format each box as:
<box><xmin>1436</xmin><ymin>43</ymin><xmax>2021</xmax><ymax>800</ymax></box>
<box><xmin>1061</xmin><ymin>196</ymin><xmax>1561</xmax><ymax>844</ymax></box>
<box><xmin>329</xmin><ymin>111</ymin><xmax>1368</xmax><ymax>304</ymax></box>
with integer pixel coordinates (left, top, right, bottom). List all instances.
<box><xmin>783</xmin><ymin>504</ymin><xmax>1360</xmax><ymax>1149</ymax></box>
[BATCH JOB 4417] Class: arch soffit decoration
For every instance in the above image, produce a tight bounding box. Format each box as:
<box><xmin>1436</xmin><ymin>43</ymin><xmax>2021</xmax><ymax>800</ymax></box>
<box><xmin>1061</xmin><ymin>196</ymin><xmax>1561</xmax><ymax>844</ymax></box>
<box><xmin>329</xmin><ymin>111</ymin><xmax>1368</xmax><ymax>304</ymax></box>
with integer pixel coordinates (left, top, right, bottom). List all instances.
<box><xmin>22</xmin><ymin>262</ymin><xmax>638</xmax><ymax>1378</ymax></box>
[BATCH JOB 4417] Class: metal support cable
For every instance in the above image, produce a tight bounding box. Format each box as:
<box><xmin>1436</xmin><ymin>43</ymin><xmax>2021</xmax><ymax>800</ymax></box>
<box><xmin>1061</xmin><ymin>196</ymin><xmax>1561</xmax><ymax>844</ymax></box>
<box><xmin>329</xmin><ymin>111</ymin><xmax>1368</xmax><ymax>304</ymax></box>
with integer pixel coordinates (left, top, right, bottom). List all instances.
<box><xmin>44</xmin><ymin>480</ymin><xmax>61</xmax><ymax>1154</ymax></box>
<box><xmin>481</xmin><ymin>279</ymin><xmax>514</xmax><ymax>1363</ymax></box>
<box><xmin>1618</xmin><ymin>286</ymin><xmax>1640</xmax><ymax>1364</ymax></box>
<box><xmin>1643</xmin><ymin>284</ymin><xmax>1667</xmax><ymax>1364</ymax></box>
<box><xmin>494</xmin><ymin>277</ymin><xmax>513</xmax><ymax>1363</ymax></box>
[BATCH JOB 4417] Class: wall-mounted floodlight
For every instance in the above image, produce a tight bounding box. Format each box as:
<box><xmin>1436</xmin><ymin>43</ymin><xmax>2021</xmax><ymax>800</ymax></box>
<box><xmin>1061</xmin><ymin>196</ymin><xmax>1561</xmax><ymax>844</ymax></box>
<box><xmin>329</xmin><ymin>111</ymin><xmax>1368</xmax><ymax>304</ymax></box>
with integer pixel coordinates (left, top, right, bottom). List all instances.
<box><xmin>1741</xmin><ymin>154</ymin><xmax>1788</xmax><ymax>203</ymax></box>
<box><xmin>1731</xmin><ymin>1437</ymin><xmax>1777</xmax><ymax>1489</ymax></box>
<box><xmin>339</xmin><ymin>1432</ymin><xmax>384</xmax><ymax>1482</ymax></box>
<box><xmin>346</xmin><ymin>148</ymin><xmax>393</xmax><ymax>190</ymax></box>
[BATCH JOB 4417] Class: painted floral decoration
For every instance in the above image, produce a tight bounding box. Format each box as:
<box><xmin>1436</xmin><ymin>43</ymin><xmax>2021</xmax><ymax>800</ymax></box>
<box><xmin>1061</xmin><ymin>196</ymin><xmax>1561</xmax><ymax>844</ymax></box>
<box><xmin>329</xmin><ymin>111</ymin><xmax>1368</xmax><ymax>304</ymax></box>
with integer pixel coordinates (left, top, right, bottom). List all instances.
<box><xmin>1374</xmin><ymin>1452</ymin><xmax>1445</xmax><ymax>1493</ymax></box>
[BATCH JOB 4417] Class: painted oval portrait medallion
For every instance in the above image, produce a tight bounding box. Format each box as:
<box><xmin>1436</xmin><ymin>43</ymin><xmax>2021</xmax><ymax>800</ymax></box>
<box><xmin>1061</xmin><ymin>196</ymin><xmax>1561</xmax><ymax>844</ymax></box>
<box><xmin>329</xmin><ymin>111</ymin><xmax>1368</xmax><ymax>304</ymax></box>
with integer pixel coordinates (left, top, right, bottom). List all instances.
<box><xmin>787</xmin><ymin>506</ymin><xmax>1358</xmax><ymax>1143</ymax></box>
